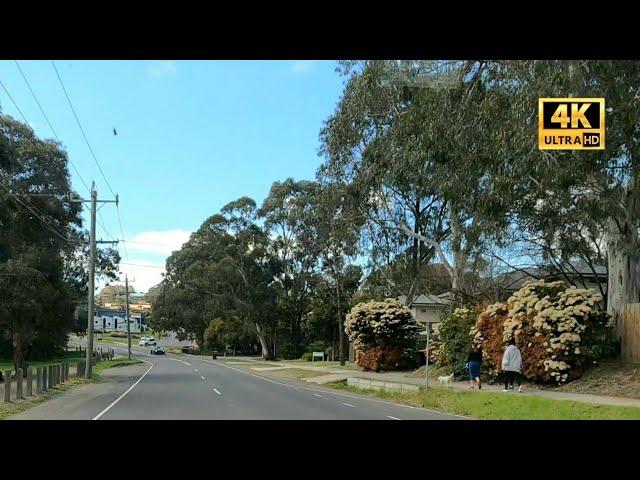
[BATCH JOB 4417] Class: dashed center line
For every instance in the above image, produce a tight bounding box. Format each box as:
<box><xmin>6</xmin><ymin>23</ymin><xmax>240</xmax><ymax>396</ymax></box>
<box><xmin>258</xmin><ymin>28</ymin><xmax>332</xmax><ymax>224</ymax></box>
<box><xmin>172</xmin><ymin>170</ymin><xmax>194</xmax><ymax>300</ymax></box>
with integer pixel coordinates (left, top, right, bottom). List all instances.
<box><xmin>313</xmin><ymin>394</ymin><xmax>323</xmax><ymax>398</ymax></box>
<box><xmin>194</xmin><ymin>368</ymin><xmax>199</xmax><ymax>372</ymax></box>
<box><xmin>200</xmin><ymin>375</ymin><xmax>206</xmax><ymax>381</ymax></box>
<box><xmin>212</xmin><ymin>388</ymin><xmax>222</xmax><ymax>395</ymax></box>
<box><xmin>387</xmin><ymin>416</ymin><xmax>401</xmax><ymax>420</ymax></box>
<box><xmin>342</xmin><ymin>403</ymin><xmax>355</xmax><ymax>408</ymax></box>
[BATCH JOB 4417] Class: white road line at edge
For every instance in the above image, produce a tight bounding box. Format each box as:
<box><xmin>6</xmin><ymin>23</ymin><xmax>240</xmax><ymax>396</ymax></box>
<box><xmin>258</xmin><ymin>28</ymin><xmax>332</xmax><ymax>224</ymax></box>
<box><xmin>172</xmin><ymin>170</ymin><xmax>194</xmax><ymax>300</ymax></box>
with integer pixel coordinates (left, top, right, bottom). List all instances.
<box><xmin>387</xmin><ymin>415</ymin><xmax>401</xmax><ymax>420</ymax></box>
<box><xmin>92</xmin><ymin>359</ymin><xmax>154</xmax><ymax>420</ymax></box>
<box><xmin>194</xmin><ymin>358</ymin><xmax>469</xmax><ymax>419</ymax></box>
<box><xmin>343</xmin><ymin>402</ymin><xmax>355</xmax><ymax>408</ymax></box>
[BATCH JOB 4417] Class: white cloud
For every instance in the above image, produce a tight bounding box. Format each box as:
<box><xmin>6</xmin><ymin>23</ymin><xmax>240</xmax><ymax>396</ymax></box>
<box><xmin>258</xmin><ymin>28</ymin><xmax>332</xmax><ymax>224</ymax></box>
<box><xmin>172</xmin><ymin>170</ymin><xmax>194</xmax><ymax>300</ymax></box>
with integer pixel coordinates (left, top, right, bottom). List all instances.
<box><xmin>147</xmin><ymin>60</ymin><xmax>177</xmax><ymax>78</ymax></box>
<box><xmin>119</xmin><ymin>260</ymin><xmax>165</xmax><ymax>293</ymax></box>
<box><xmin>124</xmin><ymin>229</ymin><xmax>191</xmax><ymax>255</ymax></box>
<box><xmin>290</xmin><ymin>60</ymin><xmax>315</xmax><ymax>74</ymax></box>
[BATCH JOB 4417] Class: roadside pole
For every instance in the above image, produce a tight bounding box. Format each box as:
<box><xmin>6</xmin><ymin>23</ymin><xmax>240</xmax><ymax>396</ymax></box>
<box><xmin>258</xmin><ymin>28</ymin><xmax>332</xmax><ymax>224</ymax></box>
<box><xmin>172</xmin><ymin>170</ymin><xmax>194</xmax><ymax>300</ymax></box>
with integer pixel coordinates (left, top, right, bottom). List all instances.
<box><xmin>68</xmin><ymin>183</ymin><xmax>119</xmax><ymax>379</ymax></box>
<box><xmin>86</xmin><ymin>187</ymin><xmax>97</xmax><ymax>378</ymax></box>
<box><xmin>125</xmin><ymin>274</ymin><xmax>131</xmax><ymax>360</ymax></box>
<box><xmin>425</xmin><ymin>323</ymin><xmax>430</xmax><ymax>389</ymax></box>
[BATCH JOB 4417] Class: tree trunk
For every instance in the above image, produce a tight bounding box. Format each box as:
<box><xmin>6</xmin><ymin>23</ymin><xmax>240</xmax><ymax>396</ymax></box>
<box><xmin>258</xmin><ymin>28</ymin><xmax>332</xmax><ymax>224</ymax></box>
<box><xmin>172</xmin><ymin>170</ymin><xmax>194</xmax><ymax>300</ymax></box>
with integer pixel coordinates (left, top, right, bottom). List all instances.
<box><xmin>12</xmin><ymin>330</ymin><xmax>26</xmax><ymax>372</ymax></box>
<box><xmin>607</xmin><ymin>219</ymin><xmax>640</xmax><ymax>339</ymax></box>
<box><xmin>255</xmin><ymin>322</ymin><xmax>274</xmax><ymax>360</ymax></box>
<box><xmin>449</xmin><ymin>206</ymin><xmax>466</xmax><ymax>297</ymax></box>
<box><xmin>335</xmin><ymin>273</ymin><xmax>345</xmax><ymax>366</ymax></box>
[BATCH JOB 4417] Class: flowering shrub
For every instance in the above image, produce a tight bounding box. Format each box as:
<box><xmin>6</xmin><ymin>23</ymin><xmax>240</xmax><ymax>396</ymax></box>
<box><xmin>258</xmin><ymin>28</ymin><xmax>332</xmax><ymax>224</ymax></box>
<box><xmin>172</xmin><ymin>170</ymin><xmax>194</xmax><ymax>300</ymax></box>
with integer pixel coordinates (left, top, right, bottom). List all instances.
<box><xmin>345</xmin><ymin>298</ymin><xmax>420</xmax><ymax>371</ymax></box>
<box><xmin>436</xmin><ymin>306</ymin><xmax>479</xmax><ymax>376</ymax></box>
<box><xmin>427</xmin><ymin>340</ymin><xmax>445</xmax><ymax>365</ymax></box>
<box><xmin>473</xmin><ymin>280</ymin><xmax>613</xmax><ymax>384</ymax></box>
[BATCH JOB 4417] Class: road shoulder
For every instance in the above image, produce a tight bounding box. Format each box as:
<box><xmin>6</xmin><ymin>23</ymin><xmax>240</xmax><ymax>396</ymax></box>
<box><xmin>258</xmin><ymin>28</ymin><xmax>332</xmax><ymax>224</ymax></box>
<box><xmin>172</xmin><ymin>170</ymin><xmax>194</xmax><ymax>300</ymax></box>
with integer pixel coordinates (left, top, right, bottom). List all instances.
<box><xmin>6</xmin><ymin>363</ymin><xmax>148</xmax><ymax>420</ymax></box>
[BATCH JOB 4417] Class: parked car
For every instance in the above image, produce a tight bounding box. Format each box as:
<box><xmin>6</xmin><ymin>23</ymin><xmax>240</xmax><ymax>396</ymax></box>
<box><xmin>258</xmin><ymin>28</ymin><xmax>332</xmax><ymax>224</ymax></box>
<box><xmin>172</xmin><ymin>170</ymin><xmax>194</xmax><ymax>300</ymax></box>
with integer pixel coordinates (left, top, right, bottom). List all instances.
<box><xmin>150</xmin><ymin>345</ymin><xmax>165</xmax><ymax>355</ymax></box>
<box><xmin>146</xmin><ymin>337</ymin><xmax>157</xmax><ymax>346</ymax></box>
<box><xmin>138</xmin><ymin>337</ymin><xmax>157</xmax><ymax>346</ymax></box>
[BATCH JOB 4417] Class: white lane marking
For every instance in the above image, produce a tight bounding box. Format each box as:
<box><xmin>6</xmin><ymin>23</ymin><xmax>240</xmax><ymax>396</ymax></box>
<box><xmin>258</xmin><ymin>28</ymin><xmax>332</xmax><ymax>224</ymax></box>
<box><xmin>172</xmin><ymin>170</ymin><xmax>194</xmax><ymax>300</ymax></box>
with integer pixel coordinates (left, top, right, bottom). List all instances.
<box><xmin>92</xmin><ymin>360</ymin><xmax>153</xmax><ymax>420</ymax></box>
<box><xmin>201</xmin><ymin>359</ymin><xmax>469</xmax><ymax>419</ymax></box>
<box><xmin>212</xmin><ymin>388</ymin><xmax>222</xmax><ymax>395</ymax></box>
<box><xmin>313</xmin><ymin>394</ymin><xmax>323</xmax><ymax>398</ymax></box>
<box><xmin>165</xmin><ymin>357</ymin><xmax>191</xmax><ymax>366</ymax></box>
<box><xmin>343</xmin><ymin>402</ymin><xmax>355</xmax><ymax>408</ymax></box>
<box><xmin>387</xmin><ymin>415</ymin><xmax>401</xmax><ymax>420</ymax></box>
<box><xmin>194</xmin><ymin>368</ymin><xmax>199</xmax><ymax>372</ymax></box>
<box><xmin>200</xmin><ymin>375</ymin><xmax>206</xmax><ymax>381</ymax></box>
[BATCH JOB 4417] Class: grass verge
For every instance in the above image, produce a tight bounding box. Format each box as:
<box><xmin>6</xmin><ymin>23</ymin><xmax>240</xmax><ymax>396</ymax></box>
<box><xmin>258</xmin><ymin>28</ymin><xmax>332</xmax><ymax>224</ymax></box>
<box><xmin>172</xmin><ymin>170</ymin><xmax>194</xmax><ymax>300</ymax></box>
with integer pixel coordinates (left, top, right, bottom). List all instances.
<box><xmin>326</xmin><ymin>381</ymin><xmax>640</xmax><ymax>420</ymax></box>
<box><xmin>0</xmin><ymin>350</ymin><xmax>85</xmax><ymax>372</ymax></box>
<box><xmin>93</xmin><ymin>358</ymin><xmax>143</xmax><ymax>378</ymax></box>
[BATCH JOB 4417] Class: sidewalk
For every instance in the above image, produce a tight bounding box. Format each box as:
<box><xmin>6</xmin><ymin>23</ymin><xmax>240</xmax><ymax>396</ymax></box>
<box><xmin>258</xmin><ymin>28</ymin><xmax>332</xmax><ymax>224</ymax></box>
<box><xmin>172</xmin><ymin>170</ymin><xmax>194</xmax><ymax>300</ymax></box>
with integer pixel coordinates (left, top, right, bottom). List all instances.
<box><xmin>228</xmin><ymin>357</ymin><xmax>640</xmax><ymax>409</ymax></box>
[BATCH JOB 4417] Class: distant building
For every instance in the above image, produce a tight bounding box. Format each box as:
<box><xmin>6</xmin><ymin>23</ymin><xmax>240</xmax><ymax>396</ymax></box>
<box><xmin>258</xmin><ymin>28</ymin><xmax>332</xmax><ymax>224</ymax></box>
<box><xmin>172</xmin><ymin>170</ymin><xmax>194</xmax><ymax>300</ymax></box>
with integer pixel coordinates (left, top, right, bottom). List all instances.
<box><xmin>495</xmin><ymin>261</ymin><xmax>607</xmax><ymax>298</ymax></box>
<box><xmin>398</xmin><ymin>293</ymin><xmax>452</xmax><ymax>335</ymax></box>
<box><xmin>94</xmin><ymin>309</ymin><xmax>143</xmax><ymax>333</ymax></box>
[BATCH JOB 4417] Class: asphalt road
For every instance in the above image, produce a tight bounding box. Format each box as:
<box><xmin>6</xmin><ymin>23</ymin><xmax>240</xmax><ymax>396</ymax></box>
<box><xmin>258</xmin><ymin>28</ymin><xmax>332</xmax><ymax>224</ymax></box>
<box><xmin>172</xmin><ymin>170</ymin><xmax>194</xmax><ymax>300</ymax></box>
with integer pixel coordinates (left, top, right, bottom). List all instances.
<box><xmin>13</xmin><ymin>343</ymin><xmax>464</xmax><ymax>420</ymax></box>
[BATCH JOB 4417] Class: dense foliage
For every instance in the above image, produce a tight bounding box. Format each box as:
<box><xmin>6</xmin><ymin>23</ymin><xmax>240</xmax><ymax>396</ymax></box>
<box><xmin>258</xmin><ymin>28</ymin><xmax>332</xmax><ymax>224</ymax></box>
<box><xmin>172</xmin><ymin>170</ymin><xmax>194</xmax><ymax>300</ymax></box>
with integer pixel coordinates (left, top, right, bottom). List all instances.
<box><xmin>0</xmin><ymin>114</ymin><xmax>119</xmax><ymax>369</ymax></box>
<box><xmin>345</xmin><ymin>298</ymin><xmax>419</xmax><ymax>371</ymax></box>
<box><xmin>436</xmin><ymin>306</ymin><xmax>478</xmax><ymax>376</ymax></box>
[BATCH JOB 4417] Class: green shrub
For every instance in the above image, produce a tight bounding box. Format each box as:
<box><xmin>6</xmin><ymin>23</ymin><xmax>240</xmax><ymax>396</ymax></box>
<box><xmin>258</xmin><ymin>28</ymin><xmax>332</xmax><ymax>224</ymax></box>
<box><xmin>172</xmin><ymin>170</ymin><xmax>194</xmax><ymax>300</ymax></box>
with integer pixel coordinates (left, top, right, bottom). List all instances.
<box><xmin>307</xmin><ymin>341</ymin><xmax>328</xmax><ymax>353</ymax></box>
<box><xmin>280</xmin><ymin>344</ymin><xmax>305</xmax><ymax>360</ymax></box>
<box><xmin>437</xmin><ymin>306</ymin><xmax>477</xmax><ymax>376</ymax></box>
<box><xmin>109</xmin><ymin>331</ymin><xmax>127</xmax><ymax>338</ymax></box>
<box><xmin>301</xmin><ymin>352</ymin><xmax>313</xmax><ymax>362</ymax></box>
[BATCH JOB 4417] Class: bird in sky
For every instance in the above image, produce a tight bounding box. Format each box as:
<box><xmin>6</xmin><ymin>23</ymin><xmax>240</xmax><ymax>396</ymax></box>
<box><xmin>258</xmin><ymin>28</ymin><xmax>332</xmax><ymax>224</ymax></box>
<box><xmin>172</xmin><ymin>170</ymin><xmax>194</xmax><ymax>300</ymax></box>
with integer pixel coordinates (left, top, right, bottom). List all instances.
<box><xmin>113</xmin><ymin>127</ymin><xmax>118</xmax><ymax>136</ymax></box>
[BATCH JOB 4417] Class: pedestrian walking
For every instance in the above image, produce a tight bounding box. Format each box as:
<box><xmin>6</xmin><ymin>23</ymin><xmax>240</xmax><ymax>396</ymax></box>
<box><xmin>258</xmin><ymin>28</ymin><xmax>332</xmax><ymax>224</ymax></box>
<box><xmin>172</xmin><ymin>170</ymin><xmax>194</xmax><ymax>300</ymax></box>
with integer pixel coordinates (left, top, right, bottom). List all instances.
<box><xmin>501</xmin><ymin>338</ymin><xmax>522</xmax><ymax>392</ymax></box>
<box><xmin>467</xmin><ymin>345</ymin><xmax>483</xmax><ymax>390</ymax></box>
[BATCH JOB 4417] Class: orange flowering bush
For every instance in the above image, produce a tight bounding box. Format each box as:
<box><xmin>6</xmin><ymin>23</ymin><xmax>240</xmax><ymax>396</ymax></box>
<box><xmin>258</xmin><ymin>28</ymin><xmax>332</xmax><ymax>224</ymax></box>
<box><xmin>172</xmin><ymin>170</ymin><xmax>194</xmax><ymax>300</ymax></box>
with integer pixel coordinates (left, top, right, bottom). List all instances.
<box><xmin>473</xmin><ymin>280</ymin><xmax>613</xmax><ymax>384</ymax></box>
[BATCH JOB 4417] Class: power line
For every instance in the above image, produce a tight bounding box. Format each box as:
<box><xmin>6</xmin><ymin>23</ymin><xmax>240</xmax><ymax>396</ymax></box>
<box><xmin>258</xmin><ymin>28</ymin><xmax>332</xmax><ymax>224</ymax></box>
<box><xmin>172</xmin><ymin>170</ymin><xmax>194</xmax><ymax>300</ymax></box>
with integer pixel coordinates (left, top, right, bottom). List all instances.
<box><xmin>50</xmin><ymin>60</ymin><xmax>116</xmax><ymax>198</ymax></box>
<box><xmin>120</xmin><ymin>262</ymin><xmax>165</xmax><ymax>269</ymax></box>
<box><xmin>0</xmin><ymin>78</ymin><xmax>31</xmax><ymax>127</ymax></box>
<box><xmin>14</xmin><ymin>60</ymin><xmax>92</xmax><ymax>196</ymax></box>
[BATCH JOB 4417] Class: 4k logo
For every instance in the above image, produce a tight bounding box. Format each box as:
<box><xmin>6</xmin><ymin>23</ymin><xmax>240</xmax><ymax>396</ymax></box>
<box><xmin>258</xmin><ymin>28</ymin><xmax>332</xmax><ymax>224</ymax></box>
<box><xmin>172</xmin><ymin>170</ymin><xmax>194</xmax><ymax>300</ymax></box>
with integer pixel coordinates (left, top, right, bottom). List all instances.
<box><xmin>538</xmin><ymin>98</ymin><xmax>605</xmax><ymax>150</ymax></box>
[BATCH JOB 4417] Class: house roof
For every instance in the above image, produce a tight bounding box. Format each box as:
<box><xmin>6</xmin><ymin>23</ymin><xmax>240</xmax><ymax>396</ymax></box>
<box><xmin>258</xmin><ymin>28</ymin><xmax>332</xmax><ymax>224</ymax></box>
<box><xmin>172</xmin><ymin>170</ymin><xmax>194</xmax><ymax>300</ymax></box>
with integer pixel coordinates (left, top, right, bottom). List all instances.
<box><xmin>398</xmin><ymin>294</ymin><xmax>452</xmax><ymax>306</ymax></box>
<box><xmin>496</xmin><ymin>261</ymin><xmax>607</xmax><ymax>291</ymax></box>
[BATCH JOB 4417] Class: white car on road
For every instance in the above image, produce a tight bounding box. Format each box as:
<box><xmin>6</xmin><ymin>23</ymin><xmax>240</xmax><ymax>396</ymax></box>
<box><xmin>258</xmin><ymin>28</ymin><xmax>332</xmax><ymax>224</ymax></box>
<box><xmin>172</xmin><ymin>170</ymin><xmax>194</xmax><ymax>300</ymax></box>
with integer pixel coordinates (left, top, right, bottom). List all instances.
<box><xmin>139</xmin><ymin>337</ymin><xmax>157</xmax><ymax>346</ymax></box>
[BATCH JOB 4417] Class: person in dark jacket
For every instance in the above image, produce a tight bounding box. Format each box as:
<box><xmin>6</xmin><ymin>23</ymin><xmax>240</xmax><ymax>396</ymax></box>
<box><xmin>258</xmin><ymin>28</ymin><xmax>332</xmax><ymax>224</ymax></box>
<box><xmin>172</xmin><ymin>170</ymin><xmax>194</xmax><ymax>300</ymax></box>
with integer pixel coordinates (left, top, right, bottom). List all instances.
<box><xmin>467</xmin><ymin>346</ymin><xmax>483</xmax><ymax>390</ymax></box>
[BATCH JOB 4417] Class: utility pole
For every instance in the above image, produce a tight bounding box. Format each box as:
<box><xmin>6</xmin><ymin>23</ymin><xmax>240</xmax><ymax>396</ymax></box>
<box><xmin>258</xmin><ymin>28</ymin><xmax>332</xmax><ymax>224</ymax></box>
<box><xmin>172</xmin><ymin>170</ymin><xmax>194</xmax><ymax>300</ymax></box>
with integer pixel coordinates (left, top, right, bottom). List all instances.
<box><xmin>125</xmin><ymin>274</ymin><xmax>131</xmax><ymax>360</ymax></box>
<box><xmin>86</xmin><ymin>186</ymin><xmax>97</xmax><ymax>378</ymax></box>
<box><xmin>425</xmin><ymin>323</ymin><xmax>430</xmax><ymax>389</ymax></box>
<box><xmin>69</xmin><ymin>183</ymin><xmax>119</xmax><ymax>379</ymax></box>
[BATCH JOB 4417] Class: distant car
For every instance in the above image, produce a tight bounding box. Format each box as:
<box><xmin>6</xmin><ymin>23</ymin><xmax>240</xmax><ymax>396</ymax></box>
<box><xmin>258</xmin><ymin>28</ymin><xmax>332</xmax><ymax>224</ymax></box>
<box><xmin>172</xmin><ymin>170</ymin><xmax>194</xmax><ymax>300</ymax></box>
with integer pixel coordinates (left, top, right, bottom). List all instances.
<box><xmin>138</xmin><ymin>337</ymin><xmax>157</xmax><ymax>346</ymax></box>
<box><xmin>150</xmin><ymin>345</ymin><xmax>165</xmax><ymax>355</ymax></box>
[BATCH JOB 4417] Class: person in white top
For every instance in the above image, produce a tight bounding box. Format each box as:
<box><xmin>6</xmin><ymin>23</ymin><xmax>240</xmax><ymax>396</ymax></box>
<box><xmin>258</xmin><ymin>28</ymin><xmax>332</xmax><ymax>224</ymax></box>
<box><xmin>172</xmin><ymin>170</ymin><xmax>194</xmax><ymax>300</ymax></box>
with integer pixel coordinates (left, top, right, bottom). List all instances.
<box><xmin>501</xmin><ymin>337</ymin><xmax>523</xmax><ymax>392</ymax></box>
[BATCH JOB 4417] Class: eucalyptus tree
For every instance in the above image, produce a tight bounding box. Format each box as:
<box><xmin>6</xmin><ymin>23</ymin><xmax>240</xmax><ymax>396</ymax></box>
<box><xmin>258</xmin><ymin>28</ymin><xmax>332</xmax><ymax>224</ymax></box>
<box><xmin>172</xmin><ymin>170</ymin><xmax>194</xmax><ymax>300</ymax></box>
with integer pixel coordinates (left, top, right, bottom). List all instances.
<box><xmin>259</xmin><ymin>179</ymin><xmax>321</xmax><ymax>350</ymax></box>
<box><xmin>319</xmin><ymin>61</ymin><xmax>515</xmax><ymax>301</ymax></box>
<box><xmin>0</xmin><ymin>114</ymin><xmax>90</xmax><ymax>368</ymax></box>
<box><xmin>483</xmin><ymin>60</ymin><xmax>640</xmax><ymax>328</ymax></box>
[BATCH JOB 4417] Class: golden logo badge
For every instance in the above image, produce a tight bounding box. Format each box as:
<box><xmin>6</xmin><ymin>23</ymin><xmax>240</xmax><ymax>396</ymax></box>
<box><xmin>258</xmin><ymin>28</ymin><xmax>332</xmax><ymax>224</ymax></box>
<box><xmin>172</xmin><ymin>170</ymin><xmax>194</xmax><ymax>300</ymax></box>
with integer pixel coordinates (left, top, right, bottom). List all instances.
<box><xmin>538</xmin><ymin>98</ymin><xmax>605</xmax><ymax>150</ymax></box>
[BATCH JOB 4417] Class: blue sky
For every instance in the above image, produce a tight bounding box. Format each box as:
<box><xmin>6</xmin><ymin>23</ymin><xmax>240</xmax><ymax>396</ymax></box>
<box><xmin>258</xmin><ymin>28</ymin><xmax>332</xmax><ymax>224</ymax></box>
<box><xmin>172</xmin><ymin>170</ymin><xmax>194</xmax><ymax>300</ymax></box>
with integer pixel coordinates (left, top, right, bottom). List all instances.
<box><xmin>0</xmin><ymin>60</ymin><xmax>344</xmax><ymax>291</ymax></box>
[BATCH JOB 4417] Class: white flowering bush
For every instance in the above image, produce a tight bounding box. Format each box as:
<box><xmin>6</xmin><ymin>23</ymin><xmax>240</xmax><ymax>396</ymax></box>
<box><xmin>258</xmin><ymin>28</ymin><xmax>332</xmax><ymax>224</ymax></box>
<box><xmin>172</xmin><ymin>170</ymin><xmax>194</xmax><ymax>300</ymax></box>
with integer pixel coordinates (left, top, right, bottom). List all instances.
<box><xmin>473</xmin><ymin>280</ymin><xmax>613</xmax><ymax>384</ymax></box>
<box><xmin>345</xmin><ymin>298</ymin><xmax>420</xmax><ymax>371</ymax></box>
